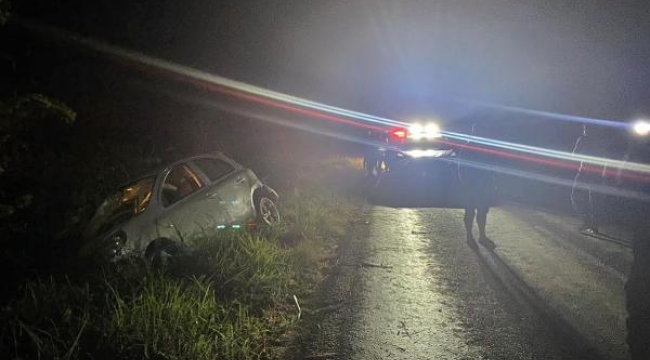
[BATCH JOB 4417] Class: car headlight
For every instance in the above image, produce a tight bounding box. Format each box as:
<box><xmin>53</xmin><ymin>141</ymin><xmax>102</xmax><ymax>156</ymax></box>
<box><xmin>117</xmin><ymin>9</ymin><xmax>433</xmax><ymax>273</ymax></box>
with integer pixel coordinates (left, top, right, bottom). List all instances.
<box><xmin>409</xmin><ymin>123</ymin><xmax>441</xmax><ymax>140</ymax></box>
<box><xmin>632</xmin><ymin>120</ymin><xmax>650</xmax><ymax>137</ymax></box>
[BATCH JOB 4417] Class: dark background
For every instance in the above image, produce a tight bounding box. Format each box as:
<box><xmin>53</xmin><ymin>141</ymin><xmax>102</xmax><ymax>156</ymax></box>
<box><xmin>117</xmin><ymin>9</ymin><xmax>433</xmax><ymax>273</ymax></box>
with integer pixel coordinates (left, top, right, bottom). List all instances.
<box><xmin>6</xmin><ymin>0</ymin><xmax>650</xmax><ymax>121</ymax></box>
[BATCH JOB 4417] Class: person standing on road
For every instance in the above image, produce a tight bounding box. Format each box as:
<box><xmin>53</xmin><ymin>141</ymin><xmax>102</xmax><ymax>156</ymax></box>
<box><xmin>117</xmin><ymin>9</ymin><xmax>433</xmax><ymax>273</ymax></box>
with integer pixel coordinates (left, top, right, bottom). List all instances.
<box><xmin>614</xmin><ymin>128</ymin><xmax>650</xmax><ymax>360</ymax></box>
<box><xmin>570</xmin><ymin>124</ymin><xmax>605</xmax><ymax>235</ymax></box>
<box><xmin>457</xmin><ymin>123</ymin><xmax>497</xmax><ymax>250</ymax></box>
<box><xmin>363</xmin><ymin>130</ymin><xmax>387</xmax><ymax>178</ymax></box>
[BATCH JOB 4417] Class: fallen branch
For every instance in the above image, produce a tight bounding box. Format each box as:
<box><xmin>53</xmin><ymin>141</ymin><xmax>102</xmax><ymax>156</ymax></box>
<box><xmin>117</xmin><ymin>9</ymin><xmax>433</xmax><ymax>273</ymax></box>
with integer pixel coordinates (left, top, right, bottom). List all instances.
<box><xmin>339</xmin><ymin>262</ymin><xmax>393</xmax><ymax>269</ymax></box>
<box><xmin>293</xmin><ymin>294</ymin><xmax>301</xmax><ymax>320</ymax></box>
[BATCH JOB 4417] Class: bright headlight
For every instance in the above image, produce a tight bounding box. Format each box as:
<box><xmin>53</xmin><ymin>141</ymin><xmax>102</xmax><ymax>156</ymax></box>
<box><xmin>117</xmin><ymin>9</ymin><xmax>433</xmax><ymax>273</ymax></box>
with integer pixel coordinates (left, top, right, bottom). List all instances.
<box><xmin>632</xmin><ymin>120</ymin><xmax>650</xmax><ymax>137</ymax></box>
<box><xmin>424</xmin><ymin>123</ymin><xmax>441</xmax><ymax>138</ymax></box>
<box><xmin>409</xmin><ymin>124</ymin><xmax>424</xmax><ymax>140</ymax></box>
<box><xmin>409</xmin><ymin>122</ymin><xmax>441</xmax><ymax>140</ymax></box>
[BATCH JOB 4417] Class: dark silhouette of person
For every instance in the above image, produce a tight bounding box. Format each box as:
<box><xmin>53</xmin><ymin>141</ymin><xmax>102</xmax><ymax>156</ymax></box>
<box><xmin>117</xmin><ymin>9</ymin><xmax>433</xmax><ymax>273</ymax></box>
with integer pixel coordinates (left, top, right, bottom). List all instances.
<box><xmin>570</xmin><ymin>124</ymin><xmax>605</xmax><ymax>235</ymax></box>
<box><xmin>457</xmin><ymin>123</ymin><xmax>497</xmax><ymax>250</ymax></box>
<box><xmin>614</xmin><ymin>131</ymin><xmax>650</xmax><ymax>360</ymax></box>
<box><xmin>363</xmin><ymin>130</ymin><xmax>387</xmax><ymax>178</ymax></box>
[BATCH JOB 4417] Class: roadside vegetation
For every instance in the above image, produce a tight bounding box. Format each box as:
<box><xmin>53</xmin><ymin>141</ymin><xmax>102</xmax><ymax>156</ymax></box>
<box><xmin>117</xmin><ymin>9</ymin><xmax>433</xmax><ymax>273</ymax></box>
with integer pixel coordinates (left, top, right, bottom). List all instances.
<box><xmin>2</xmin><ymin>7</ymin><xmax>365</xmax><ymax>357</ymax></box>
<box><xmin>1</xmin><ymin>61</ymin><xmax>363</xmax><ymax>359</ymax></box>
<box><xmin>0</xmin><ymin>156</ymin><xmax>363</xmax><ymax>359</ymax></box>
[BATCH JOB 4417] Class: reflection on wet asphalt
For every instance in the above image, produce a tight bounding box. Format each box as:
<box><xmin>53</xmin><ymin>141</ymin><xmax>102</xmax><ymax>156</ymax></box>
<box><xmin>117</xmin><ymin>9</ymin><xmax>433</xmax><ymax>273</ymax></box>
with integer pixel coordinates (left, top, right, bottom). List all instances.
<box><xmin>322</xmin><ymin>204</ymin><xmax>631</xmax><ymax>360</ymax></box>
<box><xmin>348</xmin><ymin>208</ymin><xmax>480</xmax><ymax>359</ymax></box>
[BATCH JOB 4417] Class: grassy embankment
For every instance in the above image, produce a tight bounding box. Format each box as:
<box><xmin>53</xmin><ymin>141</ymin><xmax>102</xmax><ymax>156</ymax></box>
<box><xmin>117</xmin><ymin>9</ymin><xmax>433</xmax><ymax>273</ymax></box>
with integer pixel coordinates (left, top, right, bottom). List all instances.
<box><xmin>0</xmin><ymin>157</ymin><xmax>364</xmax><ymax>360</ymax></box>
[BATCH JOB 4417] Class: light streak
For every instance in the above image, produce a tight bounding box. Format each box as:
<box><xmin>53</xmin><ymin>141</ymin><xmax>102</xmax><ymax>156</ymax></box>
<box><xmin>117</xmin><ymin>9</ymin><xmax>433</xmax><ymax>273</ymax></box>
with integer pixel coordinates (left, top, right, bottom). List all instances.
<box><xmin>14</xmin><ymin>16</ymin><xmax>650</xmax><ymax>182</ymax></box>
<box><xmin>460</xmin><ymin>100</ymin><xmax>627</xmax><ymax>129</ymax></box>
<box><xmin>446</xmin><ymin>156</ymin><xmax>650</xmax><ymax>202</ymax></box>
<box><xmin>14</xmin><ymin>16</ymin><xmax>406</xmax><ymax>130</ymax></box>
<box><xmin>149</xmin><ymin>85</ymin><xmax>401</xmax><ymax>150</ymax></box>
<box><xmin>441</xmin><ymin>132</ymin><xmax>650</xmax><ymax>176</ymax></box>
<box><xmin>181</xmin><ymin>78</ymin><xmax>384</xmax><ymax>131</ymax></box>
<box><xmin>448</xmin><ymin>140</ymin><xmax>650</xmax><ymax>183</ymax></box>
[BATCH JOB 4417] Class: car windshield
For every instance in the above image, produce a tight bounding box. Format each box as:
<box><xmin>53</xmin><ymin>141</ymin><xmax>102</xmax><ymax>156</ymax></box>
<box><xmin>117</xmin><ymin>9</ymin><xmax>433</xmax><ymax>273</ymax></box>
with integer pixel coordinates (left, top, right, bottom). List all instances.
<box><xmin>88</xmin><ymin>176</ymin><xmax>155</xmax><ymax>237</ymax></box>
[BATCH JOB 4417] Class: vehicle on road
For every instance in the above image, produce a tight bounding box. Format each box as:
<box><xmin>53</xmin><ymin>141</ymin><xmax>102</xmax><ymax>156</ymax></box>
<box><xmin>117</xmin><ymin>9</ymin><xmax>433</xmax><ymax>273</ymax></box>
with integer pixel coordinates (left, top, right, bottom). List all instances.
<box><xmin>363</xmin><ymin>121</ymin><xmax>454</xmax><ymax>177</ymax></box>
<box><xmin>81</xmin><ymin>152</ymin><xmax>280</xmax><ymax>261</ymax></box>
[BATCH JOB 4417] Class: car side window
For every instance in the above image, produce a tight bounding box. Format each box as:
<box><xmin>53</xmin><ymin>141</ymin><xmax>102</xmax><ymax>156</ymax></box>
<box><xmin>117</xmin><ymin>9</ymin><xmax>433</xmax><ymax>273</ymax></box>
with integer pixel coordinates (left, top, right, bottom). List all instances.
<box><xmin>161</xmin><ymin>164</ymin><xmax>204</xmax><ymax>207</ymax></box>
<box><xmin>193</xmin><ymin>158</ymin><xmax>235</xmax><ymax>182</ymax></box>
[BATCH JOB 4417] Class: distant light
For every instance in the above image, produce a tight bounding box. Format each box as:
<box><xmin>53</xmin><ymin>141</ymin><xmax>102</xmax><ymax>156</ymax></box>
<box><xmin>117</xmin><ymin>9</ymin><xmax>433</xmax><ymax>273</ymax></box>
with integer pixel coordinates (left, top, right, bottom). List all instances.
<box><xmin>403</xmin><ymin>149</ymin><xmax>449</xmax><ymax>158</ymax></box>
<box><xmin>217</xmin><ymin>225</ymin><xmax>226</xmax><ymax>230</ymax></box>
<box><xmin>232</xmin><ymin>224</ymin><xmax>241</xmax><ymax>229</ymax></box>
<box><xmin>632</xmin><ymin>120</ymin><xmax>650</xmax><ymax>137</ymax></box>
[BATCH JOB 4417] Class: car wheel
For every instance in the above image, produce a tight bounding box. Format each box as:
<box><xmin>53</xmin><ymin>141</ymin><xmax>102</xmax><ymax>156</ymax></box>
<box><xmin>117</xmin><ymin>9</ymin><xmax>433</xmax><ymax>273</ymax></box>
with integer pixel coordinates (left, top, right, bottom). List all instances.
<box><xmin>257</xmin><ymin>197</ymin><xmax>280</xmax><ymax>226</ymax></box>
<box><xmin>145</xmin><ymin>238</ymin><xmax>181</xmax><ymax>267</ymax></box>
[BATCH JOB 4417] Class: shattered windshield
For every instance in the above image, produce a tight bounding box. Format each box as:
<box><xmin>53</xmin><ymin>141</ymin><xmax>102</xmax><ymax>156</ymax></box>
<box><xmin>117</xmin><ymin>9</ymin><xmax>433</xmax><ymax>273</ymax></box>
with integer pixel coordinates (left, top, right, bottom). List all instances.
<box><xmin>87</xmin><ymin>176</ymin><xmax>155</xmax><ymax>237</ymax></box>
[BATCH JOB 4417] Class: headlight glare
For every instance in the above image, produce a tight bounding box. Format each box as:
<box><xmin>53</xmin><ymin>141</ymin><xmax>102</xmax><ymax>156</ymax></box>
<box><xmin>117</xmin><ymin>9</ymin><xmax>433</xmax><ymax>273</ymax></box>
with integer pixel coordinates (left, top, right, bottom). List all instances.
<box><xmin>424</xmin><ymin>123</ymin><xmax>441</xmax><ymax>138</ymax></box>
<box><xmin>632</xmin><ymin>120</ymin><xmax>650</xmax><ymax>137</ymax></box>
<box><xmin>408</xmin><ymin>122</ymin><xmax>441</xmax><ymax>140</ymax></box>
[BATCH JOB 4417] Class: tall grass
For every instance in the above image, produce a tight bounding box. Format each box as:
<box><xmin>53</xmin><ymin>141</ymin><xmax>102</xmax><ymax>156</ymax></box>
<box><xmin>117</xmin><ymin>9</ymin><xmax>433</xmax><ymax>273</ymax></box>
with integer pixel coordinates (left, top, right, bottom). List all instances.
<box><xmin>1</xmin><ymin>232</ymin><xmax>297</xmax><ymax>360</ymax></box>
<box><xmin>0</xmin><ymin>158</ymin><xmax>363</xmax><ymax>360</ymax></box>
<box><xmin>2</xmin><ymin>278</ymin><xmax>96</xmax><ymax>359</ymax></box>
<box><xmin>109</xmin><ymin>276</ymin><xmax>273</xmax><ymax>360</ymax></box>
<box><xmin>190</xmin><ymin>232</ymin><xmax>292</xmax><ymax>308</ymax></box>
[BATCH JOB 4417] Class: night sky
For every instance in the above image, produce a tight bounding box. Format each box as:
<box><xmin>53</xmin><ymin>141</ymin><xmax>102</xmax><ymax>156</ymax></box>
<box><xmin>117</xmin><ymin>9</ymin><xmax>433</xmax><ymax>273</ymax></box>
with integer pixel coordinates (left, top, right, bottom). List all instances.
<box><xmin>11</xmin><ymin>0</ymin><xmax>650</xmax><ymax>121</ymax></box>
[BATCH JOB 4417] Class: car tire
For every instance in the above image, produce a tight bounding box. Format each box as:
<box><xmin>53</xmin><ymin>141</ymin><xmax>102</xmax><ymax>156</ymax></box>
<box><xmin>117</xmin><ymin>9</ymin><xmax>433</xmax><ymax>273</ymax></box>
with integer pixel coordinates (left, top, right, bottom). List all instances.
<box><xmin>257</xmin><ymin>196</ymin><xmax>281</xmax><ymax>226</ymax></box>
<box><xmin>145</xmin><ymin>238</ymin><xmax>181</xmax><ymax>267</ymax></box>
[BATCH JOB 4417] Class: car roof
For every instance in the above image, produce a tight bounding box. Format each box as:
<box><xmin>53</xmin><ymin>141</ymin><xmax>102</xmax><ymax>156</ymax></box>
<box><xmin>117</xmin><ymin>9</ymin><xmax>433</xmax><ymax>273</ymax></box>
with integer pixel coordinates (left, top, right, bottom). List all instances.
<box><xmin>116</xmin><ymin>173</ymin><xmax>157</xmax><ymax>189</ymax></box>
<box><xmin>116</xmin><ymin>152</ymin><xmax>239</xmax><ymax>189</ymax></box>
<box><xmin>166</xmin><ymin>151</ymin><xmax>240</xmax><ymax>169</ymax></box>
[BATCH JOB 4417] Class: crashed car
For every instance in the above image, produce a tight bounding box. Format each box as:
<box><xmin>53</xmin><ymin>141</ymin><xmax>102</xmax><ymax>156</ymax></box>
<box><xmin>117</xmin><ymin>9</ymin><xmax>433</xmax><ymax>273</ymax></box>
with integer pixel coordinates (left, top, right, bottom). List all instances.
<box><xmin>81</xmin><ymin>152</ymin><xmax>280</xmax><ymax>261</ymax></box>
<box><xmin>363</xmin><ymin>120</ymin><xmax>454</xmax><ymax>176</ymax></box>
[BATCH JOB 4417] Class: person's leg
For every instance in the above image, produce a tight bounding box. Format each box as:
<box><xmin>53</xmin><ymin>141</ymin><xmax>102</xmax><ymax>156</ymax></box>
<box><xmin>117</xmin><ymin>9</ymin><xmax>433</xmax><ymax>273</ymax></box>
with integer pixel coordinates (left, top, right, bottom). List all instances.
<box><xmin>626</xmin><ymin>225</ymin><xmax>650</xmax><ymax>360</ymax></box>
<box><xmin>477</xmin><ymin>206</ymin><xmax>496</xmax><ymax>250</ymax></box>
<box><xmin>586</xmin><ymin>184</ymin><xmax>598</xmax><ymax>232</ymax></box>
<box><xmin>464</xmin><ymin>207</ymin><xmax>477</xmax><ymax>246</ymax></box>
<box><xmin>477</xmin><ymin>206</ymin><xmax>489</xmax><ymax>239</ymax></box>
<box><xmin>571</xmin><ymin>175</ymin><xmax>592</xmax><ymax>231</ymax></box>
<box><xmin>364</xmin><ymin>152</ymin><xmax>379</xmax><ymax>178</ymax></box>
<box><xmin>363</xmin><ymin>154</ymin><xmax>371</xmax><ymax>177</ymax></box>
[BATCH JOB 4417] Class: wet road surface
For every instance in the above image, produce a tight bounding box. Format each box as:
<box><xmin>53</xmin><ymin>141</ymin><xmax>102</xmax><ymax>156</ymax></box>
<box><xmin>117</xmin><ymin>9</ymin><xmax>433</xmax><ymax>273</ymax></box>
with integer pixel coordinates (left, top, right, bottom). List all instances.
<box><xmin>298</xmin><ymin>203</ymin><xmax>631</xmax><ymax>360</ymax></box>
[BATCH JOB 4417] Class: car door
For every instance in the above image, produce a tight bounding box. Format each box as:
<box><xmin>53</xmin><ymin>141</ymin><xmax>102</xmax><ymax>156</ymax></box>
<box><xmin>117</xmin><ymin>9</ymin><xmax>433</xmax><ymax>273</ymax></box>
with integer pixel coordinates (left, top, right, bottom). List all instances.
<box><xmin>192</xmin><ymin>157</ymin><xmax>254</xmax><ymax>224</ymax></box>
<box><xmin>155</xmin><ymin>162</ymin><xmax>231</xmax><ymax>242</ymax></box>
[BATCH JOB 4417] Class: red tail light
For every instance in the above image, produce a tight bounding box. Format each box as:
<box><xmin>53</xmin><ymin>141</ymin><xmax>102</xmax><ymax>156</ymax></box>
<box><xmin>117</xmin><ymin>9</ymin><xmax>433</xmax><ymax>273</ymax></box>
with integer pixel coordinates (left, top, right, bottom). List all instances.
<box><xmin>389</xmin><ymin>127</ymin><xmax>408</xmax><ymax>141</ymax></box>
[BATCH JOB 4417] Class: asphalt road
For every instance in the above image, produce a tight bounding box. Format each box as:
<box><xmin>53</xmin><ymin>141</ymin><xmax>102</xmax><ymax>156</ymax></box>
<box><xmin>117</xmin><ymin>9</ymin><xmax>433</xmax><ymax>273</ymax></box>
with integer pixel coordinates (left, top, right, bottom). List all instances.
<box><xmin>297</xmin><ymin>201</ymin><xmax>632</xmax><ymax>360</ymax></box>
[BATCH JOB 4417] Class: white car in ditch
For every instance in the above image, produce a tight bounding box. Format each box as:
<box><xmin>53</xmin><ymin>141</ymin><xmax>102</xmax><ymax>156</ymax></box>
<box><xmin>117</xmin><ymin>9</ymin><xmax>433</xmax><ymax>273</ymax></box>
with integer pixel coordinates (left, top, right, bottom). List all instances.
<box><xmin>81</xmin><ymin>152</ymin><xmax>280</xmax><ymax>261</ymax></box>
